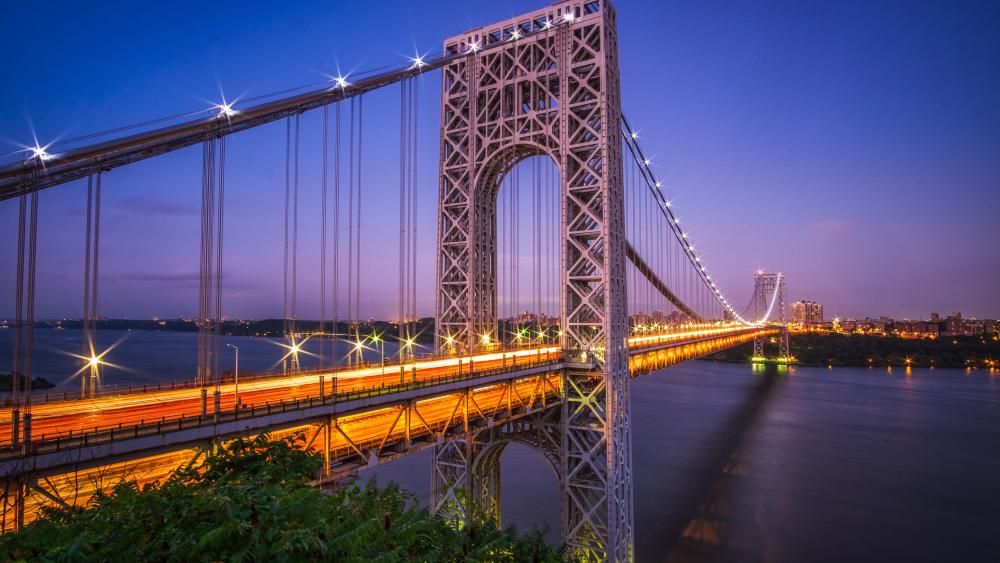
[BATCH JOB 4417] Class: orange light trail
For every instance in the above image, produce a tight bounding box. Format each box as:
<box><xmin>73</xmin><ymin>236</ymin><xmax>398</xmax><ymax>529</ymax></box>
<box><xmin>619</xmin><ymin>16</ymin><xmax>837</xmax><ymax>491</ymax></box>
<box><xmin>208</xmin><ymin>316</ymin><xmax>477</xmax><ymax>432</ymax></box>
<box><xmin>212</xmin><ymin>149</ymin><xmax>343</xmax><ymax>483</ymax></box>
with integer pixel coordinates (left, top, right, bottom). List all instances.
<box><xmin>0</xmin><ymin>327</ymin><xmax>765</xmax><ymax>528</ymax></box>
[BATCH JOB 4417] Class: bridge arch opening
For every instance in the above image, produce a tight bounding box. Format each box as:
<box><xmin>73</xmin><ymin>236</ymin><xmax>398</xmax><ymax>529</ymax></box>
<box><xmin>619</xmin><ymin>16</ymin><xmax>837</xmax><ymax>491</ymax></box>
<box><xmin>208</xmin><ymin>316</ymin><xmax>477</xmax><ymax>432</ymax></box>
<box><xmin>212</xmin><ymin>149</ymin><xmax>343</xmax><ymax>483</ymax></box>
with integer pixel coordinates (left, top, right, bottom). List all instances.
<box><xmin>481</xmin><ymin>150</ymin><xmax>562</xmax><ymax>348</ymax></box>
<box><xmin>471</xmin><ymin>437</ymin><xmax>561</xmax><ymax>542</ymax></box>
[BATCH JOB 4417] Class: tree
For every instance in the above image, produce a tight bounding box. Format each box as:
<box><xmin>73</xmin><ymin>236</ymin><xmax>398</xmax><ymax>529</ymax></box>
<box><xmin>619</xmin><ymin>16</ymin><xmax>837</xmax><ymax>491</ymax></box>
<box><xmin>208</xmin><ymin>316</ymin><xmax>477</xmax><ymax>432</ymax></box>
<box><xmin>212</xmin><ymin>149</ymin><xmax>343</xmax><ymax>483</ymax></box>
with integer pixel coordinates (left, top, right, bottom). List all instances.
<box><xmin>0</xmin><ymin>433</ymin><xmax>564</xmax><ymax>562</ymax></box>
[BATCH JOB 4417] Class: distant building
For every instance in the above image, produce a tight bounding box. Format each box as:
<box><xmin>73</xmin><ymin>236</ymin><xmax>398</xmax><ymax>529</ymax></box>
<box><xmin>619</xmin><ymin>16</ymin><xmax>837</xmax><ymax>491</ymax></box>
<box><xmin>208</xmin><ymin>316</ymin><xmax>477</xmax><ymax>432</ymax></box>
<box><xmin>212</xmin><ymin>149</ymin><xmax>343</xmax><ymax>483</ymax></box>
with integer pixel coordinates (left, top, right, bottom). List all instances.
<box><xmin>894</xmin><ymin>320</ymin><xmax>939</xmax><ymax>339</ymax></box>
<box><xmin>945</xmin><ymin>312</ymin><xmax>963</xmax><ymax>336</ymax></box>
<box><xmin>963</xmin><ymin>318</ymin><xmax>984</xmax><ymax>337</ymax></box>
<box><xmin>791</xmin><ymin>300</ymin><xmax>823</xmax><ymax>324</ymax></box>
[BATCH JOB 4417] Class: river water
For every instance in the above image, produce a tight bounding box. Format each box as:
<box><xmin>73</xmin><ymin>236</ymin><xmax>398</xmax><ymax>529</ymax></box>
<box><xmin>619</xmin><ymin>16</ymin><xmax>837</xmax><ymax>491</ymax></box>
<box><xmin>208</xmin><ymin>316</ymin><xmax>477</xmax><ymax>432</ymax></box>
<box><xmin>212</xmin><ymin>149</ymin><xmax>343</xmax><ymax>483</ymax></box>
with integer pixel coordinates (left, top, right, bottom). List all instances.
<box><xmin>4</xmin><ymin>329</ymin><xmax>1000</xmax><ymax>561</ymax></box>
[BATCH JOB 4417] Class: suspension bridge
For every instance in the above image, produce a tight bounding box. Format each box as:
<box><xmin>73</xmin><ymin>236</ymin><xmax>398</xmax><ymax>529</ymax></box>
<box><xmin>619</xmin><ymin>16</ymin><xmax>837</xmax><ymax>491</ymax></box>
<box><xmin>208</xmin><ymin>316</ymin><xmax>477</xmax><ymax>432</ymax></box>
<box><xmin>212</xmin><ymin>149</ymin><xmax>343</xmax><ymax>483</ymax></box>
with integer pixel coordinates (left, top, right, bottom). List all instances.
<box><xmin>0</xmin><ymin>1</ymin><xmax>789</xmax><ymax>560</ymax></box>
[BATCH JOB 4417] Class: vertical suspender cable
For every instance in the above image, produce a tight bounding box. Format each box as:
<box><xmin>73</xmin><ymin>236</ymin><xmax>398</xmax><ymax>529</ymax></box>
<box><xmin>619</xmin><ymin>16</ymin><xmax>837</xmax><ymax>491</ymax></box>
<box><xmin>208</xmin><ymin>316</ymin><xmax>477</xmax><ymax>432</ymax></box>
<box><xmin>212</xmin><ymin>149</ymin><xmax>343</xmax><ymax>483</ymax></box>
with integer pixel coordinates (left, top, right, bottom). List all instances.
<box><xmin>292</xmin><ymin>115</ymin><xmax>300</xmax><ymax>340</ymax></box>
<box><xmin>199</xmin><ymin>140</ymin><xmax>215</xmax><ymax>405</ymax></box>
<box><xmin>20</xmin><ymin>190</ymin><xmax>39</xmax><ymax>436</ymax></box>
<box><xmin>535</xmin><ymin>158</ymin><xmax>541</xmax><ymax>332</ymax></box>
<box><xmin>533</xmin><ymin>158</ymin><xmax>539</xmax><ymax>331</ymax></box>
<box><xmin>399</xmin><ymin>79</ymin><xmax>407</xmax><ymax>346</ymax></box>
<box><xmin>214</xmin><ymin>137</ymin><xmax>225</xmax><ymax>392</ymax></box>
<box><xmin>646</xmin><ymin>172</ymin><xmax>653</xmax><ymax>315</ymax></box>
<box><xmin>410</xmin><ymin>80</ymin><xmax>418</xmax><ymax>347</ymax></box>
<box><xmin>283</xmin><ymin>118</ymin><xmax>291</xmax><ymax>343</ymax></box>
<box><xmin>500</xmin><ymin>171</ymin><xmax>507</xmax><ymax>324</ymax></box>
<box><xmin>11</xmin><ymin>194</ymin><xmax>26</xmax><ymax>445</ymax></box>
<box><xmin>91</xmin><ymin>175</ymin><xmax>102</xmax><ymax>388</ymax></box>
<box><xmin>541</xmin><ymin>159</ymin><xmax>548</xmax><ymax>337</ymax></box>
<box><xmin>333</xmin><ymin>102</ymin><xmax>341</xmax><ymax>364</ymax></box>
<box><xmin>627</xmin><ymin>156</ymin><xmax>635</xmax><ymax>327</ymax></box>
<box><xmin>514</xmin><ymin>162</ymin><xmax>519</xmax><ymax>335</ymax></box>
<box><xmin>82</xmin><ymin>177</ymin><xmax>93</xmax><ymax>396</ymax></box>
<box><xmin>355</xmin><ymin>95</ymin><xmax>363</xmax><ymax>342</ymax></box>
<box><xmin>347</xmin><ymin>98</ymin><xmax>355</xmax><ymax>360</ymax></box>
<box><xmin>320</xmin><ymin>105</ymin><xmax>328</xmax><ymax>367</ymax></box>
<box><xmin>553</xmin><ymin>159</ymin><xmax>558</xmax><ymax>335</ymax></box>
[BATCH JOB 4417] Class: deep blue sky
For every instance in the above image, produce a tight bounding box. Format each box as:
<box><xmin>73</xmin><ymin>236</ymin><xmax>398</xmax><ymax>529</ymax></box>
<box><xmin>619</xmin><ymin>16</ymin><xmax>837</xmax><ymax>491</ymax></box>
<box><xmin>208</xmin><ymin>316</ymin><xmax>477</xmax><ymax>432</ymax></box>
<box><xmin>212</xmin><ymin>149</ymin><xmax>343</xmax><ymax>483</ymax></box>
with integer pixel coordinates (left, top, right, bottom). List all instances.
<box><xmin>2</xmin><ymin>0</ymin><xmax>998</xmax><ymax>321</ymax></box>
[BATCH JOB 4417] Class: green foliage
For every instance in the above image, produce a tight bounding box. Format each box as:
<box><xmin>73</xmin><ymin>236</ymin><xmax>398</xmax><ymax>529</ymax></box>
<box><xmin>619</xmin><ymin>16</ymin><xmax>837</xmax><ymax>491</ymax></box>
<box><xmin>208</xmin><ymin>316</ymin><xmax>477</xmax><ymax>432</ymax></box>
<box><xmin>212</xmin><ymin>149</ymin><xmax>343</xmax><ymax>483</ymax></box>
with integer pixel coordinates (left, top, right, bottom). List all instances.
<box><xmin>0</xmin><ymin>372</ymin><xmax>54</xmax><ymax>392</ymax></box>
<box><xmin>1</xmin><ymin>433</ymin><xmax>564</xmax><ymax>562</ymax></box>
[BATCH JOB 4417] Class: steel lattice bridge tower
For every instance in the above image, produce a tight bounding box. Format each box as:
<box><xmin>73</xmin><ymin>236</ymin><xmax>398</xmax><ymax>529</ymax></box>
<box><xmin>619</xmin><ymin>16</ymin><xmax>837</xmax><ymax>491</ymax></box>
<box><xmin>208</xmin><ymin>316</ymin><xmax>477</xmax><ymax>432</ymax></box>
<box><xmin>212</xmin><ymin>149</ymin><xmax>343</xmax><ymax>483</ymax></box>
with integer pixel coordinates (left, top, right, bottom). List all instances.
<box><xmin>434</xmin><ymin>2</ymin><xmax>630</xmax><ymax>558</ymax></box>
<box><xmin>751</xmin><ymin>272</ymin><xmax>790</xmax><ymax>362</ymax></box>
<box><xmin>0</xmin><ymin>1</ymin><xmax>791</xmax><ymax>560</ymax></box>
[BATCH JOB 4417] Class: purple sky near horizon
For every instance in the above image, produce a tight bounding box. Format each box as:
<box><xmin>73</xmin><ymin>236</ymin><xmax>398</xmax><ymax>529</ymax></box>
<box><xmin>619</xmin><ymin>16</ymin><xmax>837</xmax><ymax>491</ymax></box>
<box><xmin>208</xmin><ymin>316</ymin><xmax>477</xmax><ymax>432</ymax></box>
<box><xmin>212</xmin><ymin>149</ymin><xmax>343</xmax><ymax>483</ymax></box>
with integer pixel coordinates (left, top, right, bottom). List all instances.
<box><xmin>2</xmin><ymin>0</ymin><xmax>998</xmax><ymax>321</ymax></box>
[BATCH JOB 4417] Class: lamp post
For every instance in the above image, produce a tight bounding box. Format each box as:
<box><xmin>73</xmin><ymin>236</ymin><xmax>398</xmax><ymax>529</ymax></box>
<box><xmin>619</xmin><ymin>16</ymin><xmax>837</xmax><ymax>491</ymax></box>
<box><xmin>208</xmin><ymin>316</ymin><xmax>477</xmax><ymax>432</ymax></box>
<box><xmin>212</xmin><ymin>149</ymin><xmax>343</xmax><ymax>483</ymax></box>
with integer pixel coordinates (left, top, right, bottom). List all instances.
<box><xmin>226</xmin><ymin>343</ymin><xmax>240</xmax><ymax>409</ymax></box>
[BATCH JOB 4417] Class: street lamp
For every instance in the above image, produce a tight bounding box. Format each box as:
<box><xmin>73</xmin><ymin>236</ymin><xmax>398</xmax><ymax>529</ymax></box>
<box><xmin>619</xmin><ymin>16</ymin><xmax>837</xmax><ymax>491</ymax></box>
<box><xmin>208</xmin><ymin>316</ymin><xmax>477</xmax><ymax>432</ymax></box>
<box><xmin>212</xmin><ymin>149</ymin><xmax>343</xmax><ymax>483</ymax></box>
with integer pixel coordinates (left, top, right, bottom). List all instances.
<box><xmin>226</xmin><ymin>343</ymin><xmax>240</xmax><ymax>409</ymax></box>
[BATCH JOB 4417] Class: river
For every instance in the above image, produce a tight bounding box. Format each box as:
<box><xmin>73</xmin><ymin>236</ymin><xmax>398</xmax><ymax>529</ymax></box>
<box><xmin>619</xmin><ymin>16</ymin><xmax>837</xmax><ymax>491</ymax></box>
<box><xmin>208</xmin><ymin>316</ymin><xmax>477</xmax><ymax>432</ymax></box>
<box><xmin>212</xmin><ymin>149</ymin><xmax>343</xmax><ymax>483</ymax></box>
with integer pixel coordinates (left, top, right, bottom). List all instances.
<box><xmin>4</xmin><ymin>329</ymin><xmax>1000</xmax><ymax>561</ymax></box>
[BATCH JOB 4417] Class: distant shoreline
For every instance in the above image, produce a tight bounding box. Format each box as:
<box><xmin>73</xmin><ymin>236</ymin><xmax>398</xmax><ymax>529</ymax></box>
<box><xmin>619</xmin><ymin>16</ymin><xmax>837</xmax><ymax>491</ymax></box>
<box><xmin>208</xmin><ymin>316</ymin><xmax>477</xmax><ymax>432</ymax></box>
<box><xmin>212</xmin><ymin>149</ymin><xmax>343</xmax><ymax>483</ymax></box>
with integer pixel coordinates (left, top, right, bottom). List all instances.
<box><xmin>708</xmin><ymin>332</ymin><xmax>999</xmax><ymax>369</ymax></box>
<box><xmin>6</xmin><ymin>322</ymin><xmax>997</xmax><ymax>370</ymax></box>
<box><xmin>4</xmin><ymin>318</ymin><xmax>438</xmax><ymax>343</ymax></box>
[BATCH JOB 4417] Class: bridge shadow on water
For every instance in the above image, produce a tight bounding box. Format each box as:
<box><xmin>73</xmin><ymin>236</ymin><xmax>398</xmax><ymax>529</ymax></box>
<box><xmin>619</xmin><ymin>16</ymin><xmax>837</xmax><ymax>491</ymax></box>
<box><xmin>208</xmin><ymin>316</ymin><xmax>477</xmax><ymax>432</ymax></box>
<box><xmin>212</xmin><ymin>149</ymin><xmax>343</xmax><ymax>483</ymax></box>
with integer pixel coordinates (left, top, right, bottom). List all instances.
<box><xmin>646</xmin><ymin>364</ymin><xmax>785</xmax><ymax>563</ymax></box>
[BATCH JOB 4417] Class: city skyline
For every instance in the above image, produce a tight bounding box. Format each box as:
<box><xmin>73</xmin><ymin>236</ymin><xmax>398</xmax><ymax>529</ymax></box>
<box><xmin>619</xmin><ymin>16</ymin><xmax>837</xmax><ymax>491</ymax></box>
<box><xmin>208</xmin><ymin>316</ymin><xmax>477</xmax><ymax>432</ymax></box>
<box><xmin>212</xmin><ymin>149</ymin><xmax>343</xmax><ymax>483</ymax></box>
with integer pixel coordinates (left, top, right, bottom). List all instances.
<box><xmin>3</xmin><ymin>0</ymin><xmax>998</xmax><ymax>321</ymax></box>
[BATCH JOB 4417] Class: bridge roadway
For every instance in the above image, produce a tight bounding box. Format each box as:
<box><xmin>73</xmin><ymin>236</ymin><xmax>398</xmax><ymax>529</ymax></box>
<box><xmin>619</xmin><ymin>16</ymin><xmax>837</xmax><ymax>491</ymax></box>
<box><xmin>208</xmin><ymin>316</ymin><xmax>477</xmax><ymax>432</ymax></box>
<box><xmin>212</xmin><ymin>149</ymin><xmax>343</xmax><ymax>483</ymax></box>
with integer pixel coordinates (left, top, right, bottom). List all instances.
<box><xmin>0</xmin><ymin>326</ymin><xmax>773</xmax><ymax>528</ymax></box>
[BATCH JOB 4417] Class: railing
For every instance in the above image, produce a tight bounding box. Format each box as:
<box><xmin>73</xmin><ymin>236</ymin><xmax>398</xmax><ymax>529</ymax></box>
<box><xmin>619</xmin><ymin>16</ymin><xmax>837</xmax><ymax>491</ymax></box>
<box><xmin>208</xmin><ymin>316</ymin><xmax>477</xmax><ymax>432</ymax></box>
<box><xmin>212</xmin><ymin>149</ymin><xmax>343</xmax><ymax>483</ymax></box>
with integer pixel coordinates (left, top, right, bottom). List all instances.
<box><xmin>0</xmin><ymin>356</ymin><xmax>562</xmax><ymax>460</ymax></box>
<box><xmin>1</xmin><ymin>344</ymin><xmax>560</xmax><ymax>407</ymax></box>
<box><xmin>0</xmin><ymin>328</ymin><xmax>763</xmax><ymax>460</ymax></box>
<box><xmin>2</xmin><ymin>329</ymin><xmax>751</xmax><ymax>408</ymax></box>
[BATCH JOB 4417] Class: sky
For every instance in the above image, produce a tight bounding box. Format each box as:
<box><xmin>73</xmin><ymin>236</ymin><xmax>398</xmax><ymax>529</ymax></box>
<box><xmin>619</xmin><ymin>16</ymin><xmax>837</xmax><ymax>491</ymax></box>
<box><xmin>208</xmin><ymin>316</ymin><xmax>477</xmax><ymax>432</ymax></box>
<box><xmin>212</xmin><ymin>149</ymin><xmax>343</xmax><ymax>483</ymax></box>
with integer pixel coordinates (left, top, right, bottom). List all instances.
<box><xmin>1</xmin><ymin>0</ymin><xmax>998</xmax><ymax>321</ymax></box>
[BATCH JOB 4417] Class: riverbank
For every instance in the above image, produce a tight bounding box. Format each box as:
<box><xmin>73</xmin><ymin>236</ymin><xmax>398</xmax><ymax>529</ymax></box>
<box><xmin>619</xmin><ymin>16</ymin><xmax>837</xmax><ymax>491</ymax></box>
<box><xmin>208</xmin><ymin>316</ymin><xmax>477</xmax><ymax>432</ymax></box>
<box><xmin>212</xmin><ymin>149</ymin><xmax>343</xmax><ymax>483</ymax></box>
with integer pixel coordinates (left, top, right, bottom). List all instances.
<box><xmin>708</xmin><ymin>332</ymin><xmax>999</xmax><ymax>368</ymax></box>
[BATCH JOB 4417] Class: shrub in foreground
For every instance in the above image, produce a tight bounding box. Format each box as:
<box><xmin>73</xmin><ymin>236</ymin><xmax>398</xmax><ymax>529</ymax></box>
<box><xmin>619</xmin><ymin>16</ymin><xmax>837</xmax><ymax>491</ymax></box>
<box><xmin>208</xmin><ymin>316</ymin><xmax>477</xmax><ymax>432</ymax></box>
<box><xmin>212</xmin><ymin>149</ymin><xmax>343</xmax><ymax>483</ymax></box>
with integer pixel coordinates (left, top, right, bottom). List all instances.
<box><xmin>1</xmin><ymin>433</ymin><xmax>563</xmax><ymax>562</ymax></box>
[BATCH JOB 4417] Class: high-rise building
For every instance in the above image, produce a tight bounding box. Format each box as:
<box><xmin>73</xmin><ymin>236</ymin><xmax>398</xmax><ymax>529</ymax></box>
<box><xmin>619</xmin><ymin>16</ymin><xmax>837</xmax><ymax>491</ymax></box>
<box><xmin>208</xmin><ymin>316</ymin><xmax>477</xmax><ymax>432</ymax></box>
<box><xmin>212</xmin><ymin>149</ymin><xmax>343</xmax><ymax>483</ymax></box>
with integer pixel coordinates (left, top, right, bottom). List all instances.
<box><xmin>945</xmin><ymin>312</ymin><xmax>963</xmax><ymax>336</ymax></box>
<box><xmin>791</xmin><ymin>300</ymin><xmax>823</xmax><ymax>324</ymax></box>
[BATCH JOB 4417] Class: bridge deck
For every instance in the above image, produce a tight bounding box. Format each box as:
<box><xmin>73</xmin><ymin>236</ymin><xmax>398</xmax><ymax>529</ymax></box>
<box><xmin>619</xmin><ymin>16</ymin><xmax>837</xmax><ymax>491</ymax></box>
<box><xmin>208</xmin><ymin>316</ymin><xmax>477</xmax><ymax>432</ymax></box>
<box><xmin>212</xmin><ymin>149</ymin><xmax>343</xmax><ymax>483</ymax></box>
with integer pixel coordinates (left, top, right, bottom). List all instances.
<box><xmin>0</xmin><ymin>327</ymin><xmax>771</xmax><ymax>529</ymax></box>
<box><xmin>0</xmin><ymin>327</ymin><xmax>765</xmax><ymax>460</ymax></box>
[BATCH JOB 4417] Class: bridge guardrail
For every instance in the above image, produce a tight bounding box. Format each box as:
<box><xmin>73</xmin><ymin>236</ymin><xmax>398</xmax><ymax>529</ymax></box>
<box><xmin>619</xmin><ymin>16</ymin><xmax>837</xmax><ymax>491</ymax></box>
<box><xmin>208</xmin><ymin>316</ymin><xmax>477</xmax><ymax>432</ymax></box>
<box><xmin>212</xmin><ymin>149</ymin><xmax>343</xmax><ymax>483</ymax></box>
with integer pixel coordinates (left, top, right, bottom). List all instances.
<box><xmin>0</xmin><ymin>327</ymin><xmax>761</xmax><ymax>459</ymax></box>
<box><xmin>1</xmin><ymin>327</ymin><xmax>741</xmax><ymax>407</ymax></box>
<box><xmin>0</xmin><ymin>344</ymin><xmax>562</xmax><ymax>408</ymax></box>
<box><xmin>0</xmin><ymin>355</ymin><xmax>563</xmax><ymax>460</ymax></box>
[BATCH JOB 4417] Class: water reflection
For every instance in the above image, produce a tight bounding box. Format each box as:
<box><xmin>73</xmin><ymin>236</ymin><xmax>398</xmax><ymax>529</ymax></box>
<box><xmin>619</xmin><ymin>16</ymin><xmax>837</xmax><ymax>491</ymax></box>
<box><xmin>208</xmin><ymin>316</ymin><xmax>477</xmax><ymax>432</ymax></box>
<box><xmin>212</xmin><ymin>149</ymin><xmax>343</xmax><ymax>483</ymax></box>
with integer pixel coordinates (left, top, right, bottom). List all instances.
<box><xmin>657</xmin><ymin>365</ymin><xmax>783</xmax><ymax>562</ymax></box>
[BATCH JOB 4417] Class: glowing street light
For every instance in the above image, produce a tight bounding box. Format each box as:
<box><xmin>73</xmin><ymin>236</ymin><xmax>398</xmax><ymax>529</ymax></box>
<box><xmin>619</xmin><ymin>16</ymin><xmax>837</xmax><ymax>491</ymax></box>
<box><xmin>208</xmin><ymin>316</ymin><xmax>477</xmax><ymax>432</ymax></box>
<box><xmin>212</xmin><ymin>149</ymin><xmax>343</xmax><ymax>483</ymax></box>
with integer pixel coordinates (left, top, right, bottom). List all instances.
<box><xmin>29</xmin><ymin>144</ymin><xmax>53</xmax><ymax>162</ymax></box>
<box><xmin>216</xmin><ymin>101</ymin><xmax>237</xmax><ymax>118</ymax></box>
<box><xmin>467</xmin><ymin>41</ymin><xmax>481</xmax><ymax>53</ymax></box>
<box><xmin>629</xmin><ymin>131</ymin><xmax>638</xmax><ymax>140</ymax></box>
<box><xmin>274</xmin><ymin>334</ymin><xmax>313</xmax><ymax>372</ymax></box>
<box><xmin>333</xmin><ymin>75</ymin><xmax>350</xmax><ymax>89</ymax></box>
<box><xmin>515</xmin><ymin>327</ymin><xmax>529</xmax><ymax>343</ymax></box>
<box><xmin>510</xmin><ymin>29</ymin><xmax>522</xmax><ymax>40</ymax></box>
<box><xmin>563</xmin><ymin>12</ymin><xmax>576</xmax><ymax>22</ymax></box>
<box><xmin>410</xmin><ymin>55</ymin><xmax>427</xmax><ymax>69</ymax></box>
